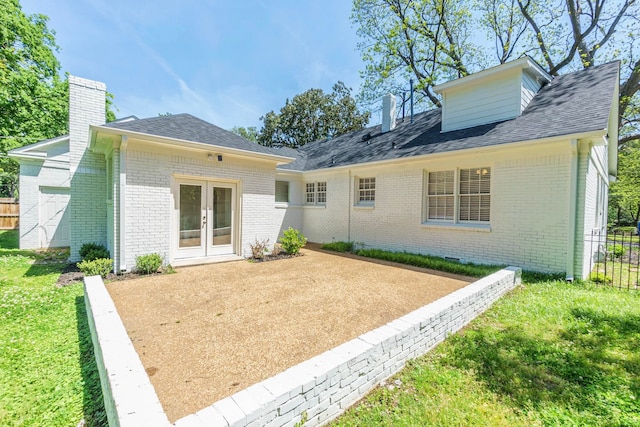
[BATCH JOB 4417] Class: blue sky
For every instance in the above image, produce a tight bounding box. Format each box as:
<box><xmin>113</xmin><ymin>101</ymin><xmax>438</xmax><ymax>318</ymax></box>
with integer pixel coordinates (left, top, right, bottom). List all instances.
<box><xmin>21</xmin><ymin>0</ymin><xmax>366</xmax><ymax>129</ymax></box>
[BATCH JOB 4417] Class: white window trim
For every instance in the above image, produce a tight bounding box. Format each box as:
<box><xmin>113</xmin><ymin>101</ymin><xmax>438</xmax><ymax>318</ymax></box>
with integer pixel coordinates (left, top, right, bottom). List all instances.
<box><xmin>355</xmin><ymin>176</ymin><xmax>376</xmax><ymax>207</ymax></box>
<box><xmin>423</xmin><ymin>167</ymin><xmax>491</xmax><ymax>226</ymax></box>
<box><xmin>305</xmin><ymin>181</ymin><xmax>327</xmax><ymax>206</ymax></box>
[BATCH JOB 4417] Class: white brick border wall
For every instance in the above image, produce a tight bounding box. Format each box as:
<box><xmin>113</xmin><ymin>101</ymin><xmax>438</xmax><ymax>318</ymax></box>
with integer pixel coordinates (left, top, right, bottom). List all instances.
<box><xmin>85</xmin><ymin>267</ymin><xmax>521</xmax><ymax>427</ymax></box>
<box><xmin>84</xmin><ymin>276</ymin><xmax>171</xmax><ymax>427</ymax></box>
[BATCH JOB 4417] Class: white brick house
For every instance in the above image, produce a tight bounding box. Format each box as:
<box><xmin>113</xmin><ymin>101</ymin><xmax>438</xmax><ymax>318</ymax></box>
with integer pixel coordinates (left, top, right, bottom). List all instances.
<box><xmin>10</xmin><ymin>57</ymin><xmax>620</xmax><ymax>279</ymax></box>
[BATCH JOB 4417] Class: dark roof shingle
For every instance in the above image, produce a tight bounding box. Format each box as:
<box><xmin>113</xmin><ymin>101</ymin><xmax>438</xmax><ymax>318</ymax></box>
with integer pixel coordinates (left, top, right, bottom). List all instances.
<box><xmin>103</xmin><ymin>113</ymin><xmax>282</xmax><ymax>157</ymax></box>
<box><xmin>279</xmin><ymin>61</ymin><xmax>619</xmax><ymax>171</ymax></box>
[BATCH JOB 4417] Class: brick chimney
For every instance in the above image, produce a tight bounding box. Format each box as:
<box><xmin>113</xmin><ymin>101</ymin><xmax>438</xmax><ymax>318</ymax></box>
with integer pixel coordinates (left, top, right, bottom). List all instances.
<box><xmin>68</xmin><ymin>75</ymin><xmax>107</xmax><ymax>260</ymax></box>
<box><xmin>381</xmin><ymin>93</ymin><xmax>397</xmax><ymax>132</ymax></box>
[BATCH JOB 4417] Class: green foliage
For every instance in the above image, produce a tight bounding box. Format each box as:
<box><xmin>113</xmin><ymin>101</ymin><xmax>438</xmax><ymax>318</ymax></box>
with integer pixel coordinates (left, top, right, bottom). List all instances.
<box><xmin>0</xmin><ymin>246</ymin><xmax>106</xmax><ymax>425</ymax></box>
<box><xmin>79</xmin><ymin>242</ymin><xmax>110</xmax><ymax>261</ymax></box>
<box><xmin>355</xmin><ymin>248</ymin><xmax>503</xmax><ymax>278</ymax></box>
<box><xmin>135</xmin><ymin>253</ymin><xmax>163</xmax><ymax>274</ymax></box>
<box><xmin>335</xmin><ymin>281</ymin><xmax>640</xmax><ymax>426</ymax></box>
<box><xmin>589</xmin><ymin>271</ymin><xmax>613</xmax><ymax>284</ymax></box>
<box><xmin>0</xmin><ymin>1</ymin><xmax>117</xmax><ymax>197</ymax></box>
<box><xmin>351</xmin><ymin>0</ymin><xmax>640</xmax><ymax>146</ymax></box>
<box><xmin>249</xmin><ymin>238</ymin><xmax>270</xmax><ymax>259</ymax></box>
<box><xmin>230</xmin><ymin>126</ymin><xmax>259</xmax><ymax>142</ymax></box>
<box><xmin>77</xmin><ymin>258</ymin><xmax>112</xmax><ymax>278</ymax></box>
<box><xmin>0</xmin><ymin>0</ymin><xmax>68</xmax><ymax>197</ymax></box>
<box><xmin>320</xmin><ymin>241</ymin><xmax>354</xmax><ymax>253</ymax></box>
<box><xmin>607</xmin><ymin>244</ymin><xmax>625</xmax><ymax>259</ymax></box>
<box><xmin>610</xmin><ymin>142</ymin><xmax>640</xmax><ymax>226</ymax></box>
<box><xmin>279</xmin><ymin>227</ymin><xmax>307</xmax><ymax>255</ymax></box>
<box><xmin>258</xmin><ymin>82</ymin><xmax>370</xmax><ymax>148</ymax></box>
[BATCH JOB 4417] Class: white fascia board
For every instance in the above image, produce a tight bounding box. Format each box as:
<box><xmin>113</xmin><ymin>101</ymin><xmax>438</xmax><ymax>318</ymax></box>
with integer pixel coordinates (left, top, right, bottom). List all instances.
<box><xmin>8</xmin><ymin>135</ymin><xmax>69</xmax><ymax>160</ymax></box>
<box><xmin>434</xmin><ymin>56</ymin><xmax>551</xmax><ymax>94</ymax></box>
<box><xmin>91</xmin><ymin>125</ymin><xmax>295</xmax><ymax>165</ymax></box>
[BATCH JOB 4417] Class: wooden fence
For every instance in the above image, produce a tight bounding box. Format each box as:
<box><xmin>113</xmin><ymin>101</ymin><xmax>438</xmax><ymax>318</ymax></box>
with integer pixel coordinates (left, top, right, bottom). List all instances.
<box><xmin>0</xmin><ymin>198</ymin><xmax>19</xmax><ymax>229</ymax></box>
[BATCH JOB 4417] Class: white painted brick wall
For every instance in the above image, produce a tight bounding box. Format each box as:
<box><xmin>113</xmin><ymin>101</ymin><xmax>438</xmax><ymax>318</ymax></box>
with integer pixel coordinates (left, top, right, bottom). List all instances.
<box><xmin>17</xmin><ymin>160</ymin><xmax>71</xmax><ymax>249</ymax></box>
<box><xmin>300</xmin><ymin>141</ymin><xmax>573</xmax><ymax>274</ymax></box>
<box><xmin>123</xmin><ymin>145</ymin><xmax>284</xmax><ymax>268</ymax></box>
<box><xmin>69</xmin><ymin>76</ymin><xmax>107</xmax><ymax>260</ymax></box>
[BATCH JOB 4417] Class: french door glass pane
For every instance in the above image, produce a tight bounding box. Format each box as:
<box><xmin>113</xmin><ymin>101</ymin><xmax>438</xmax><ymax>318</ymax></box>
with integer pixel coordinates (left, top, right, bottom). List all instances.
<box><xmin>179</xmin><ymin>184</ymin><xmax>201</xmax><ymax>247</ymax></box>
<box><xmin>212</xmin><ymin>187</ymin><xmax>232</xmax><ymax>246</ymax></box>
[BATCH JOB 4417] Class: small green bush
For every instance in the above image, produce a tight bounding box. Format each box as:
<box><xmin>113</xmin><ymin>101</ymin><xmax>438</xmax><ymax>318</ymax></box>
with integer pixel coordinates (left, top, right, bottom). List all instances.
<box><xmin>77</xmin><ymin>258</ymin><xmax>112</xmax><ymax>278</ymax></box>
<box><xmin>589</xmin><ymin>271</ymin><xmax>612</xmax><ymax>284</ymax></box>
<box><xmin>136</xmin><ymin>253</ymin><xmax>163</xmax><ymax>274</ymax></box>
<box><xmin>79</xmin><ymin>242</ymin><xmax>110</xmax><ymax>261</ymax></box>
<box><xmin>279</xmin><ymin>227</ymin><xmax>307</xmax><ymax>255</ymax></box>
<box><xmin>607</xmin><ymin>244</ymin><xmax>625</xmax><ymax>259</ymax></box>
<box><xmin>321</xmin><ymin>241</ymin><xmax>354</xmax><ymax>253</ymax></box>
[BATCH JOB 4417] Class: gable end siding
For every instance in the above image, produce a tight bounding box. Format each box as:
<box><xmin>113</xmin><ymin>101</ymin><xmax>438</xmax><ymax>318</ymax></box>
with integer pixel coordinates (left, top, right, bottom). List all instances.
<box><xmin>442</xmin><ymin>73</ymin><xmax>521</xmax><ymax>132</ymax></box>
<box><xmin>521</xmin><ymin>72</ymin><xmax>541</xmax><ymax>112</ymax></box>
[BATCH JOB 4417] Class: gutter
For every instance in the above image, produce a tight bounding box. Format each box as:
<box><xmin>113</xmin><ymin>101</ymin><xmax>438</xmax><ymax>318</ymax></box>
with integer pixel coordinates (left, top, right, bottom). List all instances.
<box><xmin>566</xmin><ymin>139</ymin><xmax>578</xmax><ymax>281</ymax></box>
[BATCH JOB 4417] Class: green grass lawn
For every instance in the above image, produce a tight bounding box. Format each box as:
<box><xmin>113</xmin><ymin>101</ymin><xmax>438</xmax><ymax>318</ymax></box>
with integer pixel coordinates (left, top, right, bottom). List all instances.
<box><xmin>333</xmin><ymin>279</ymin><xmax>640</xmax><ymax>426</ymax></box>
<box><xmin>3</xmin><ymin>232</ymin><xmax>639</xmax><ymax>426</ymax></box>
<box><xmin>0</xmin><ymin>230</ymin><xmax>106</xmax><ymax>426</ymax></box>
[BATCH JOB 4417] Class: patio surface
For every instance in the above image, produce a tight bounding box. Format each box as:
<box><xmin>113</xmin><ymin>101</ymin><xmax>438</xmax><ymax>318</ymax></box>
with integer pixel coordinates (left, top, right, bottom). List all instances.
<box><xmin>106</xmin><ymin>245</ymin><xmax>472</xmax><ymax>422</ymax></box>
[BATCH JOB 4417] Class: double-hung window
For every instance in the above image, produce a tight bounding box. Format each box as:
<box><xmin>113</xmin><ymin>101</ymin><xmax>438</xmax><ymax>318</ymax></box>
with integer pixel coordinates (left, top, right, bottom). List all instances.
<box><xmin>305</xmin><ymin>183</ymin><xmax>315</xmax><ymax>204</ymax></box>
<box><xmin>357</xmin><ymin>177</ymin><xmax>375</xmax><ymax>205</ymax></box>
<box><xmin>426</xmin><ymin>170</ymin><xmax>454</xmax><ymax>220</ymax></box>
<box><xmin>305</xmin><ymin>181</ymin><xmax>327</xmax><ymax>205</ymax></box>
<box><xmin>425</xmin><ymin>167</ymin><xmax>491</xmax><ymax>223</ymax></box>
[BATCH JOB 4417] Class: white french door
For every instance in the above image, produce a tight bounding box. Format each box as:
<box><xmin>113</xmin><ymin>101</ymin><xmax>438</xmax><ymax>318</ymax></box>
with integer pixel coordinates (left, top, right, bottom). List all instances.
<box><xmin>176</xmin><ymin>180</ymin><xmax>236</xmax><ymax>258</ymax></box>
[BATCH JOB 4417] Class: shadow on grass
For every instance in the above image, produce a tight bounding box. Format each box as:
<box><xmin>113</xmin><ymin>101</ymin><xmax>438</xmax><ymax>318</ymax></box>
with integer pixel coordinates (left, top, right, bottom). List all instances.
<box><xmin>76</xmin><ymin>295</ymin><xmax>107</xmax><ymax>427</ymax></box>
<box><xmin>444</xmin><ymin>308</ymin><xmax>640</xmax><ymax>423</ymax></box>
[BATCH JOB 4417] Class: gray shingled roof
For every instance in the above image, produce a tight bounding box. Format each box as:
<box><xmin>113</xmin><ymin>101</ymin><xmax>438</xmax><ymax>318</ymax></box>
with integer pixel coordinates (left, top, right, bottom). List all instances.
<box><xmin>103</xmin><ymin>113</ymin><xmax>282</xmax><ymax>157</ymax></box>
<box><xmin>279</xmin><ymin>60</ymin><xmax>619</xmax><ymax>171</ymax></box>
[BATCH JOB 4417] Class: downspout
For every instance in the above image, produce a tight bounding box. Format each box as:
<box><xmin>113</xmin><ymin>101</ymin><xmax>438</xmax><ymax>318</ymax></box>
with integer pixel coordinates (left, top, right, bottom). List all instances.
<box><xmin>566</xmin><ymin>138</ymin><xmax>578</xmax><ymax>281</ymax></box>
<box><xmin>348</xmin><ymin>169</ymin><xmax>352</xmax><ymax>242</ymax></box>
<box><xmin>118</xmin><ymin>135</ymin><xmax>128</xmax><ymax>273</ymax></box>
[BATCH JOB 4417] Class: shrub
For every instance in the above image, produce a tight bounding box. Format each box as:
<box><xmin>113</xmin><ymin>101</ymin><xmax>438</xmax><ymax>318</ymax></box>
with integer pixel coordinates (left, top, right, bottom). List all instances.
<box><xmin>79</xmin><ymin>242</ymin><xmax>110</xmax><ymax>261</ymax></box>
<box><xmin>136</xmin><ymin>253</ymin><xmax>163</xmax><ymax>274</ymax></box>
<box><xmin>249</xmin><ymin>238</ymin><xmax>270</xmax><ymax>259</ymax></box>
<box><xmin>589</xmin><ymin>271</ymin><xmax>612</xmax><ymax>284</ymax></box>
<box><xmin>77</xmin><ymin>258</ymin><xmax>112</xmax><ymax>278</ymax></box>
<box><xmin>607</xmin><ymin>244</ymin><xmax>625</xmax><ymax>259</ymax></box>
<box><xmin>279</xmin><ymin>227</ymin><xmax>307</xmax><ymax>255</ymax></box>
<box><xmin>321</xmin><ymin>241</ymin><xmax>354</xmax><ymax>253</ymax></box>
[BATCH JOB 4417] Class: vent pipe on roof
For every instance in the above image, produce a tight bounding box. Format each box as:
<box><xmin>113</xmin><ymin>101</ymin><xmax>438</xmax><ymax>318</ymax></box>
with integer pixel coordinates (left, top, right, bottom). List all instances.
<box><xmin>381</xmin><ymin>94</ymin><xmax>397</xmax><ymax>133</ymax></box>
<box><xmin>410</xmin><ymin>78</ymin><xmax>414</xmax><ymax>124</ymax></box>
<box><xmin>402</xmin><ymin>92</ymin><xmax>406</xmax><ymax>121</ymax></box>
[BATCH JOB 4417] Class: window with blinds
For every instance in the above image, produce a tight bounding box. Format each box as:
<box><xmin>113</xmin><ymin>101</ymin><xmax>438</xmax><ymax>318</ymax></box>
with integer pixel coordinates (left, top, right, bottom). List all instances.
<box><xmin>459</xmin><ymin>167</ymin><xmax>491</xmax><ymax>222</ymax></box>
<box><xmin>424</xmin><ymin>167</ymin><xmax>491</xmax><ymax>223</ymax></box>
<box><xmin>427</xmin><ymin>170</ymin><xmax>454</xmax><ymax>220</ymax></box>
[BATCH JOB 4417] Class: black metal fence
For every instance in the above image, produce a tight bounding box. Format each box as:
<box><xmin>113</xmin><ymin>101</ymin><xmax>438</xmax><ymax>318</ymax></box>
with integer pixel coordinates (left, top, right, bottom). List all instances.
<box><xmin>585</xmin><ymin>230</ymin><xmax>639</xmax><ymax>290</ymax></box>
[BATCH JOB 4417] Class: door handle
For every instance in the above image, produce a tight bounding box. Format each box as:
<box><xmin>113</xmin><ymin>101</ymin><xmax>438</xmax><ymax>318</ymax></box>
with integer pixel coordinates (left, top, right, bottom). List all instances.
<box><xmin>202</xmin><ymin>216</ymin><xmax>206</xmax><ymax>228</ymax></box>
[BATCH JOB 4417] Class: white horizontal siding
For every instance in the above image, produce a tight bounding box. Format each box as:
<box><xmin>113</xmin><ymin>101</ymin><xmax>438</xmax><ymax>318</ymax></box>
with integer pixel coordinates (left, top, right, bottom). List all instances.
<box><xmin>442</xmin><ymin>74</ymin><xmax>520</xmax><ymax>131</ymax></box>
<box><xmin>521</xmin><ymin>71</ymin><xmax>541</xmax><ymax>112</ymax></box>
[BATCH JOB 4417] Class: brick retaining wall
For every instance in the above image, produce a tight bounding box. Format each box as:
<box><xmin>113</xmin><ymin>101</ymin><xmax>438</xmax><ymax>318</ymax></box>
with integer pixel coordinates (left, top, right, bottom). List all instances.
<box><xmin>85</xmin><ymin>267</ymin><xmax>521</xmax><ymax>427</ymax></box>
